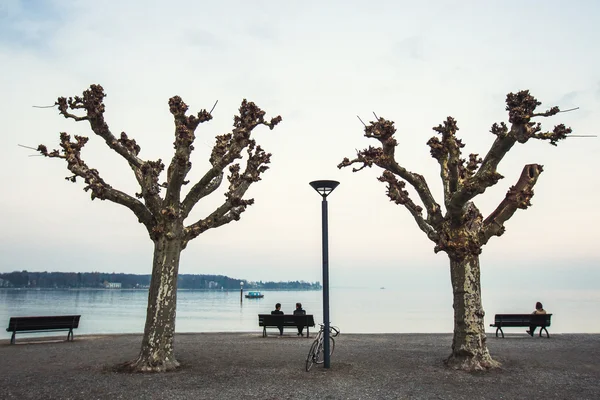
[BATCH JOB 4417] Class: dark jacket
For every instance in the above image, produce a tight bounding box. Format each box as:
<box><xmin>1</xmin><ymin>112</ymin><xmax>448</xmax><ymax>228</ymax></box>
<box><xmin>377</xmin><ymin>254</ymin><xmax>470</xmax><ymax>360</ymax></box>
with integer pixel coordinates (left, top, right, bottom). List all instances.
<box><xmin>293</xmin><ymin>308</ymin><xmax>305</xmax><ymax>316</ymax></box>
<box><xmin>271</xmin><ymin>310</ymin><xmax>283</xmax><ymax>315</ymax></box>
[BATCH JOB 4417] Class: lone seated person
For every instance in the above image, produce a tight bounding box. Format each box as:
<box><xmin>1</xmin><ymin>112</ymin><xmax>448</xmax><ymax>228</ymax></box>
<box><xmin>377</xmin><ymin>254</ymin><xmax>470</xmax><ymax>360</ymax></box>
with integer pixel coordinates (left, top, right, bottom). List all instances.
<box><xmin>271</xmin><ymin>303</ymin><xmax>284</xmax><ymax>336</ymax></box>
<box><xmin>293</xmin><ymin>302</ymin><xmax>306</xmax><ymax>336</ymax></box>
<box><xmin>526</xmin><ymin>301</ymin><xmax>547</xmax><ymax>336</ymax></box>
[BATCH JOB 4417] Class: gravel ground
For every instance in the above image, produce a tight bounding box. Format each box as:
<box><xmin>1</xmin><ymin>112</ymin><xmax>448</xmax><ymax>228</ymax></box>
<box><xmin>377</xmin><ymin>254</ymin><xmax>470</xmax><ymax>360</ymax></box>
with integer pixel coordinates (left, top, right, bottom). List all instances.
<box><xmin>1</xmin><ymin>332</ymin><xmax>599</xmax><ymax>399</ymax></box>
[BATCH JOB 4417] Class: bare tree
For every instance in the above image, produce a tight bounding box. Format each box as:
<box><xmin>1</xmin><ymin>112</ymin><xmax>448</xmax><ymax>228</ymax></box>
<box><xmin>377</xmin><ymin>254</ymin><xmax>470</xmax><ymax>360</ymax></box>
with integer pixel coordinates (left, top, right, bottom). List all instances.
<box><xmin>35</xmin><ymin>84</ymin><xmax>281</xmax><ymax>372</ymax></box>
<box><xmin>339</xmin><ymin>91</ymin><xmax>572</xmax><ymax>371</ymax></box>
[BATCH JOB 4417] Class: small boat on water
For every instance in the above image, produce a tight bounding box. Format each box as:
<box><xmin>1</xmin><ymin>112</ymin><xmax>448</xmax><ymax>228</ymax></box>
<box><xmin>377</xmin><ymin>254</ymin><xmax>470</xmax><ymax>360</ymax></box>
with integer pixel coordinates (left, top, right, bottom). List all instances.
<box><xmin>244</xmin><ymin>291</ymin><xmax>264</xmax><ymax>299</ymax></box>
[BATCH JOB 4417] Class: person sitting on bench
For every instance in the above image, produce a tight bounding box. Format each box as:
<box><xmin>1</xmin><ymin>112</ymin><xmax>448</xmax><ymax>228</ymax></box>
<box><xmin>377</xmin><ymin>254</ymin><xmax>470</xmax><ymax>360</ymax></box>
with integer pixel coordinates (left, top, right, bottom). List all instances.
<box><xmin>293</xmin><ymin>302</ymin><xmax>306</xmax><ymax>336</ymax></box>
<box><xmin>526</xmin><ymin>301</ymin><xmax>547</xmax><ymax>336</ymax></box>
<box><xmin>271</xmin><ymin>303</ymin><xmax>284</xmax><ymax>335</ymax></box>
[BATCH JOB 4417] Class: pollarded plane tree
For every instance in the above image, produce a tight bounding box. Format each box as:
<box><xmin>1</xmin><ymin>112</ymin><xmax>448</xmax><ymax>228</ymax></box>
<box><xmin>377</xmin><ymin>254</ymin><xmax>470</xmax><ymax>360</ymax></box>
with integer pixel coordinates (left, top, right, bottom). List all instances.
<box><xmin>338</xmin><ymin>91</ymin><xmax>572</xmax><ymax>371</ymax></box>
<box><xmin>34</xmin><ymin>85</ymin><xmax>281</xmax><ymax>372</ymax></box>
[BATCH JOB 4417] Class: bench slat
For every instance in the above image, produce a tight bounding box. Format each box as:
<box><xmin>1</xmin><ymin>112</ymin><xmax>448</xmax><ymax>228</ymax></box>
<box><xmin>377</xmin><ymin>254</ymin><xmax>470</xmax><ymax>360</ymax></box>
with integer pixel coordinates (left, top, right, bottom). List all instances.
<box><xmin>258</xmin><ymin>314</ymin><xmax>315</xmax><ymax>327</ymax></box>
<box><xmin>8</xmin><ymin>315</ymin><xmax>81</xmax><ymax>331</ymax></box>
<box><xmin>491</xmin><ymin>314</ymin><xmax>552</xmax><ymax>327</ymax></box>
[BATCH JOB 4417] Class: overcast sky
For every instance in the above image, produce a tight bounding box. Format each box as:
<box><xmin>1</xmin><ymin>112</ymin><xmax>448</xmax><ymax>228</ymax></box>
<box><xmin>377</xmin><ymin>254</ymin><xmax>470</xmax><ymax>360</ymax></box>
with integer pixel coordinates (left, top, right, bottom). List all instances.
<box><xmin>1</xmin><ymin>0</ymin><xmax>599</xmax><ymax>289</ymax></box>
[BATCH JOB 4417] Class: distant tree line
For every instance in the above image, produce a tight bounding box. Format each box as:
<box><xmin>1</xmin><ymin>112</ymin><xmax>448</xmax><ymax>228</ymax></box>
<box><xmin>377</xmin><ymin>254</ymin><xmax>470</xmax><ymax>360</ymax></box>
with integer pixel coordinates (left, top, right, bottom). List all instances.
<box><xmin>252</xmin><ymin>280</ymin><xmax>322</xmax><ymax>290</ymax></box>
<box><xmin>0</xmin><ymin>271</ymin><xmax>321</xmax><ymax>290</ymax></box>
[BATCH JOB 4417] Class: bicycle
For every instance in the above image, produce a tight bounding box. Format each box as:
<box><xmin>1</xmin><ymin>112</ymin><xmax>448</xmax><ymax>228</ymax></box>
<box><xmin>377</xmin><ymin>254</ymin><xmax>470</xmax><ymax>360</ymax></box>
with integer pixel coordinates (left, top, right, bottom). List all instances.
<box><xmin>305</xmin><ymin>323</ymin><xmax>340</xmax><ymax>371</ymax></box>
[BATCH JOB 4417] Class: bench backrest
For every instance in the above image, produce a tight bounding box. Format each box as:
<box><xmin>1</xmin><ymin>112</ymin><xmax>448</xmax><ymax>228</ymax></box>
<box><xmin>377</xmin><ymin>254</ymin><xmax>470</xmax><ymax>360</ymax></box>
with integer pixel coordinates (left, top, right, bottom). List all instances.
<box><xmin>493</xmin><ymin>314</ymin><xmax>552</xmax><ymax>327</ymax></box>
<box><xmin>7</xmin><ymin>315</ymin><xmax>81</xmax><ymax>332</ymax></box>
<box><xmin>258</xmin><ymin>314</ymin><xmax>315</xmax><ymax>327</ymax></box>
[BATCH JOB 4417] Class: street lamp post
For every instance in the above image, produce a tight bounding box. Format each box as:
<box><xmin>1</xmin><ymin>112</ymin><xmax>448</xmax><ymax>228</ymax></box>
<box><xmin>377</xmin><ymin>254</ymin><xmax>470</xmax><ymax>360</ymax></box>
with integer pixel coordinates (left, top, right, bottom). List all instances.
<box><xmin>309</xmin><ymin>180</ymin><xmax>339</xmax><ymax>369</ymax></box>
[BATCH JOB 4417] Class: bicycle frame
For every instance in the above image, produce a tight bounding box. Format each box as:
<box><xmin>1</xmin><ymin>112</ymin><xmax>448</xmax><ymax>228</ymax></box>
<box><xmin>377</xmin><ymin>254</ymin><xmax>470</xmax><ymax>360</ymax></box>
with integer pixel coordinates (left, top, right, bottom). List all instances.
<box><xmin>305</xmin><ymin>324</ymin><xmax>339</xmax><ymax>371</ymax></box>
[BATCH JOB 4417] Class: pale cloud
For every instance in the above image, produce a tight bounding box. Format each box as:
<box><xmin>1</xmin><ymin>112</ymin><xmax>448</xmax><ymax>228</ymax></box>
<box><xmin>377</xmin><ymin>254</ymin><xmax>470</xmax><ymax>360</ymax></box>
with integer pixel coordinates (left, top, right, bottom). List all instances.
<box><xmin>555</xmin><ymin>91</ymin><xmax>580</xmax><ymax>105</ymax></box>
<box><xmin>183</xmin><ymin>29</ymin><xmax>224</xmax><ymax>49</ymax></box>
<box><xmin>393</xmin><ymin>36</ymin><xmax>425</xmax><ymax>61</ymax></box>
<box><xmin>1</xmin><ymin>0</ymin><xmax>599</xmax><ymax>288</ymax></box>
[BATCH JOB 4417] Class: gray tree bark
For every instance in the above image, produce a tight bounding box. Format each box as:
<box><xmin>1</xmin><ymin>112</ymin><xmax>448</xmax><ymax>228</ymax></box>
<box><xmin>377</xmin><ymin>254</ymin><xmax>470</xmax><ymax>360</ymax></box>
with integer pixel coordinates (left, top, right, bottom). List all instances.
<box><xmin>127</xmin><ymin>235</ymin><xmax>183</xmax><ymax>372</ymax></box>
<box><xmin>446</xmin><ymin>254</ymin><xmax>498</xmax><ymax>370</ymax></box>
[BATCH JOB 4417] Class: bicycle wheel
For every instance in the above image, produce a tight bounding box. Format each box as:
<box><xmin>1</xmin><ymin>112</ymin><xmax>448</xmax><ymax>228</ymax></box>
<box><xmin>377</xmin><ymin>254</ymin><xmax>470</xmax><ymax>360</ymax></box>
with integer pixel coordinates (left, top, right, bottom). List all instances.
<box><xmin>314</xmin><ymin>339</ymin><xmax>324</xmax><ymax>364</ymax></box>
<box><xmin>305</xmin><ymin>340</ymin><xmax>319</xmax><ymax>371</ymax></box>
<box><xmin>314</xmin><ymin>337</ymin><xmax>337</xmax><ymax>363</ymax></box>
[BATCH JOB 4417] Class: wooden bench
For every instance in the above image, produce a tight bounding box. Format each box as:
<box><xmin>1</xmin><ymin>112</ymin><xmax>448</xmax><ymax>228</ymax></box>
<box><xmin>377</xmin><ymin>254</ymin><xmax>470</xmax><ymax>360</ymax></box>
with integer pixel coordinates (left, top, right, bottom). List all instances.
<box><xmin>6</xmin><ymin>315</ymin><xmax>81</xmax><ymax>344</ymax></box>
<box><xmin>490</xmin><ymin>314</ymin><xmax>552</xmax><ymax>338</ymax></box>
<box><xmin>258</xmin><ymin>314</ymin><xmax>315</xmax><ymax>338</ymax></box>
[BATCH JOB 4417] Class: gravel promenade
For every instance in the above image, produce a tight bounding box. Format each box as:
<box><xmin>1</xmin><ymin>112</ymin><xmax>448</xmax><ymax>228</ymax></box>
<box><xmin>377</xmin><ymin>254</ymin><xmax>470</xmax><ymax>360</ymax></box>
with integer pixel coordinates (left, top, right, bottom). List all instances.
<box><xmin>1</xmin><ymin>332</ymin><xmax>599</xmax><ymax>399</ymax></box>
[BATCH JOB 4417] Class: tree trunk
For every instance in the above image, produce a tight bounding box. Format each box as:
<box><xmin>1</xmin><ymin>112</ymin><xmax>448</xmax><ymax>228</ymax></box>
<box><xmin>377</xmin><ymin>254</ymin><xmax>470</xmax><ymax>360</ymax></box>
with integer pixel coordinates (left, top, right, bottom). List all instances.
<box><xmin>122</xmin><ymin>235</ymin><xmax>183</xmax><ymax>372</ymax></box>
<box><xmin>446</xmin><ymin>253</ymin><xmax>500</xmax><ymax>371</ymax></box>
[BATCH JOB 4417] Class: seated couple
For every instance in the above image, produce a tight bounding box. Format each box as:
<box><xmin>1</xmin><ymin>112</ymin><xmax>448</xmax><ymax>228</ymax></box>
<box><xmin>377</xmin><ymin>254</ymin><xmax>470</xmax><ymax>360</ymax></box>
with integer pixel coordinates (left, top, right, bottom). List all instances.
<box><xmin>271</xmin><ymin>302</ymin><xmax>307</xmax><ymax>336</ymax></box>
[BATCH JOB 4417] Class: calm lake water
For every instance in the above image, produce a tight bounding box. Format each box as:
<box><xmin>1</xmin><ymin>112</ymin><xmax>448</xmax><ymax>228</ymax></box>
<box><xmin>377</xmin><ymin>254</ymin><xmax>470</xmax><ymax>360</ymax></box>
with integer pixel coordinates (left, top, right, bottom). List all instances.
<box><xmin>1</xmin><ymin>287</ymin><xmax>599</xmax><ymax>340</ymax></box>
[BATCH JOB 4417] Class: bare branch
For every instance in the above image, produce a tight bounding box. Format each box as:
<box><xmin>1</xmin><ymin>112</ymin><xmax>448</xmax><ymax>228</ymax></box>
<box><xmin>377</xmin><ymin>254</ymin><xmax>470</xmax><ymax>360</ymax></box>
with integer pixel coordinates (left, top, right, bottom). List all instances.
<box><xmin>183</xmin><ymin>204</ymin><xmax>247</xmax><ymax>245</ymax></box>
<box><xmin>449</xmin><ymin>90</ymin><xmax>573</xmax><ymax>215</ymax></box>
<box><xmin>209</xmin><ymin>100</ymin><xmax>219</xmax><ymax>115</ymax></box>
<box><xmin>57</xmin><ymin>106</ymin><xmax>89</xmax><ymax>121</ymax></box>
<box><xmin>337</xmin><ymin>146</ymin><xmax>382</xmax><ymax>172</ymax></box>
<box><xmin>37</xmin><ymin>132</ymin><xmax>155</xmax><ymax>231</ymax></box>
<box><xmin>531</xmin><ymin>124</ymin><xmax>571</xmax><ymax>145</ymax></box>
<box><xmin>184</xmin><ymin>139</ymin><xmax>273</xmax><ymax>242</ymax></box>
<box><xmin>164</xmin><ymin>95</ymin><xmax>213</xmax><ymax>206</ymax></box>
<box><xmin>56</xmin><ymin>86</ymin><xmax>143</xmax><ymax>167</ymax></box>
<box><xmin>182</xmin><ymin>100</ymin><xmax>281</xmax><ymax>221</ymax></box>
<box><xmin>357</xmin><ymin>115</ymin><xmax>367</xmax><ymax>127</ymax></box>
<box><xmin>339</xmin><ymin>117</ymin><xmax>444</xmax><ymax>228</ymax></box>
<box><xmin>378</xmin><ymin>171</ymin><xmax>439</xmax><ymax>242</ymax></box>
<box><xmin>427</xmin><ymin>117</ymin><xmax>465</xmax><ymax>205</ymax></box>
<box><xmin>55</xmin><ymin>85</ymin><xmax>164</xmax><ymax>215</ymax></box>
<box><xmin>480</xmin><ymin>164</ymin><xmax>543</xmax><ymax>244</ymax></box>
<box><xmin>558</xmin><ymin>107</ymin><xmax>579</xmax><ymax>113</ymax></box>
<box><xmin>38</xmin><ymin>84</ymin><xmax>281</xmax><ymax>266</ymax></box>
<box><xmin>386</xmin><ymin>161</ymin><xmax>444</xmax><ymax>229</ymax></box>
<box><xmin>532</xmin><ymin>106</ymin><xmax>578</xmax><ymax>117</ymax></box>
<box><xmin>183</xmin><ymin>179</ymin><xmax>253</xmax><ymax>241</ymax></box>
<box><xmin>531</xmin><ymin>106</ymin><xmax>560</xmax><ymax>118</ymax></box>
<box><xmin>18</xmin><ymin>144</ymin><xmax>38</xmax><ymax>151</ymax></box>
<box><xmin>181</xmin><ymin>171</ymin><xmax>224</xmax><ymax>218</ymax></box>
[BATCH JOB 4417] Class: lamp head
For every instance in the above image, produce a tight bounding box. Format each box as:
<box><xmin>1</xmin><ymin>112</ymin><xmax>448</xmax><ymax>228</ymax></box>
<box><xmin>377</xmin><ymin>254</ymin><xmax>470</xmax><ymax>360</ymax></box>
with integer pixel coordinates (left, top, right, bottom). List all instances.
<box><xmin>309</xmin><ymin>180</ymin><xmax>340</xmax><ymax>198</ymax></box>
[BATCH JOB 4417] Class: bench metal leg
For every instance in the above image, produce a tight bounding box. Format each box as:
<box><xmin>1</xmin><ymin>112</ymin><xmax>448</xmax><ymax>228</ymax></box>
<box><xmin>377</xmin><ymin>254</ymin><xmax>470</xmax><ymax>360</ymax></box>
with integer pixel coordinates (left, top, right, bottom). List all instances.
<box><xmin>67</xmin><ymin>328</ymin><xmax>74</xmax><ymax>341</ymax></box>
<box><xmin>262</xmin><ymin>327</ymin><xmax>267</xmax><ymax>338</ymax></box>
<box><xmin>540</xmin><ymin>327</ymin><xmax>550</xmax><ymax>338</ymax></box>
<box><xmin>495</xmin><ymin>327</ymin><xmax>504</xmax><ymax>338</ymax></box>
<box><xmin>10</xmin><ymin>331</ymin><xmax>16</xmax><ymax>345</ymax></box>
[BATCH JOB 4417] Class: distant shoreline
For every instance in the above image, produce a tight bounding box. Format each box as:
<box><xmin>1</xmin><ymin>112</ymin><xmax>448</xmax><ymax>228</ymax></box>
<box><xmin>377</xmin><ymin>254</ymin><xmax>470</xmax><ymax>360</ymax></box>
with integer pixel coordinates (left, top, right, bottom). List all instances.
<box><xmin>0</xmin><ymin>271</ymin><xmax>322</xmax><ymax>291</ymax></box>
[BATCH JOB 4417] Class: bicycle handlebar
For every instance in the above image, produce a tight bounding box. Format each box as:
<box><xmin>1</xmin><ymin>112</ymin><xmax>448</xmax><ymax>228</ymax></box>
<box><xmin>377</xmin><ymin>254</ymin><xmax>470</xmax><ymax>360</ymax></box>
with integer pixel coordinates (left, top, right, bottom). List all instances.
<box><xmin>318</xmin><ymin>323</ymin><xmax>340</xmax><ymax>337</ymax></box>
